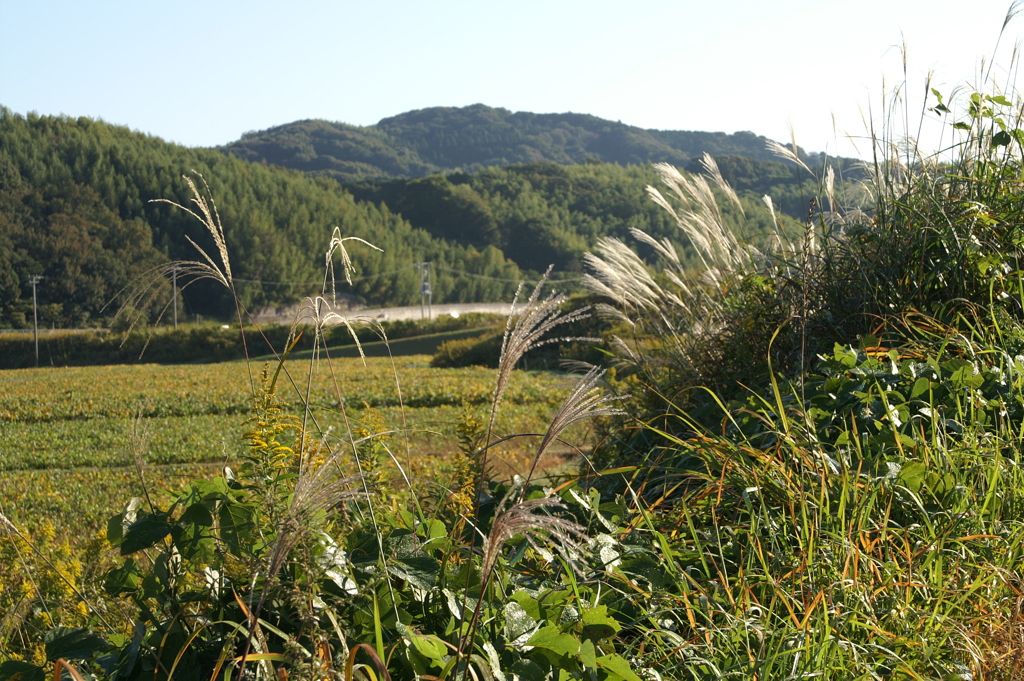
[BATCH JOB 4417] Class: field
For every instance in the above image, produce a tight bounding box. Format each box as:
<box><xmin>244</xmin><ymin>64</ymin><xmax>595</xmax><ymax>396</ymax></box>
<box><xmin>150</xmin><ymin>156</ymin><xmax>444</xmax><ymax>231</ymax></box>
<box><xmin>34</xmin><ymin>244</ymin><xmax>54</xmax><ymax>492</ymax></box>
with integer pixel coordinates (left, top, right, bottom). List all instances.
<box><xmin>0</xmin><ymin>356</ymin><xmax>584</xmax><ymax>538</ymax></box>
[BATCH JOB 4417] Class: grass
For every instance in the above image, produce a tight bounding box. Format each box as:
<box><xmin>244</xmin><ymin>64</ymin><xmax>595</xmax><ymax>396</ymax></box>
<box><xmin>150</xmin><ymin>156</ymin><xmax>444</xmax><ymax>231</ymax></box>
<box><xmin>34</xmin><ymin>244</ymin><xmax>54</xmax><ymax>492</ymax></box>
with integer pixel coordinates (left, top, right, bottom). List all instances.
<box><xmin>279</xmin><ymin>326</ymin><xmax>497</xmax><ymax>360</ymax></box>
<box><xmin>7</xmin><ymin>15</ymin><xmax>1024</xmax><ymax>678</ymax></box>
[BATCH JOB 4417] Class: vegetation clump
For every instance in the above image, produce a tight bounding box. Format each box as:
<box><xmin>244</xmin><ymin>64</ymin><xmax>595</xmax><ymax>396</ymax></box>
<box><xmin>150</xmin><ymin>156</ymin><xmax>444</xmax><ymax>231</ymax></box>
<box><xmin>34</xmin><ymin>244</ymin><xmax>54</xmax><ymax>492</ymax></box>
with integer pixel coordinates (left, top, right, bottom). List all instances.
<box><xmin>9</xmin><ymin>15</ymin><xmax>1024</xmax><ymax>678</ymax></box>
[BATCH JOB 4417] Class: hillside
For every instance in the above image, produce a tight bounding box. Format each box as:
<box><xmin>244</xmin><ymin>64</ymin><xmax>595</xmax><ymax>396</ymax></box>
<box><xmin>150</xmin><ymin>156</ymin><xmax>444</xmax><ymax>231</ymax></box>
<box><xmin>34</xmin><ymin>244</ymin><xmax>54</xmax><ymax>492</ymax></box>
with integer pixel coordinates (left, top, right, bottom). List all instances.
<box><xmin>0</xmin><ymin>109</ymin><xmax>525</xmax><ymax>329</ymax></box>
<box><xmin>221</xmin><ymin>104</ymin><xmax>835</xmax><ymax>183</ymax></box>
<box><xmin>0</xmin><ymin>106</ymin><xmax>855</xmax><ymax>331</ymax></box>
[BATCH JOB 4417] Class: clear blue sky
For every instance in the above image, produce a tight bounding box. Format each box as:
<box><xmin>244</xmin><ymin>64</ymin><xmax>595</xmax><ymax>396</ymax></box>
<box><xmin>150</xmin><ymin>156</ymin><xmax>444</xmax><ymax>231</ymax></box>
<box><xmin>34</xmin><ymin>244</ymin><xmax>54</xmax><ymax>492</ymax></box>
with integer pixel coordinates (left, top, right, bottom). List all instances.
<box><xmin>1</xmin><ymin>1</ymin><xmax>1019</xmax><ymax>159</ymax></box>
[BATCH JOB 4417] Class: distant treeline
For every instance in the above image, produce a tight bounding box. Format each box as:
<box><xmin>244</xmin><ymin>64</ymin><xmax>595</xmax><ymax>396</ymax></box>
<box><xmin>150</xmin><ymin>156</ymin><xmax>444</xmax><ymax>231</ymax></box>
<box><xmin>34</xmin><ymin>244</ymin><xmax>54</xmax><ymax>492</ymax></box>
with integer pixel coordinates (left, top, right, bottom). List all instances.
<box><xmin>0</xmin><ymin>106</ymin><xmax>853</xmax><ymax>330</ymax></box>
<box><xmin>0</xmin><ymin>109</ymin><xmax>524</xmax><ymax>328</ymax></box>
<box><xmin>222</xmin><ymin>104</ymin><xmax>852</xmax><ymax>183</ymax></box>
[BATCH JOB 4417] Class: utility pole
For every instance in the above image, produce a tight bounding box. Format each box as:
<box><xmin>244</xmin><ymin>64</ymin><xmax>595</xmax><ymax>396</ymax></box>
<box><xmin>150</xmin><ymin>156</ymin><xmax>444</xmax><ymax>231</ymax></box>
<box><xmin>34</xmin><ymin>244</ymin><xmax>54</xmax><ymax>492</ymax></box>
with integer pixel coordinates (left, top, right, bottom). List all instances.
<box><xmin>414</xmin><ymin>262</ymin><xmax>432</xmax><ymax>320</ymax></box>
<box><xmin>171</xmin><ymin>265</ymin><xmax>178</xmax><ymax>329</ymax></box>
<box><xmin>28</xmin><ymin>275</ymin><xmax>42</xmax><ymax>368</ymax></box>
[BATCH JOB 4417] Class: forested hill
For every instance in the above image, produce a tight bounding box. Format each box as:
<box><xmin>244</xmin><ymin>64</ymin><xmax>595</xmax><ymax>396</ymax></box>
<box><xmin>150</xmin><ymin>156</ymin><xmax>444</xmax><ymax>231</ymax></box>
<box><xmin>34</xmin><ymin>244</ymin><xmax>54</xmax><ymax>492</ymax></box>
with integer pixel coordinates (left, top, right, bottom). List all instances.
<box><xmin>0</xmin><ymin>106</ymin><xmax>852</xmax><ymax>331</ymax></box>
<box><xmin>221</xmin><ymin>104</ymin><xmax>831</xmax><ymax>183</ymax></box>
<box><xmin>0</xmin><ymin>109</ymin><xmax>526</xmax><ymax>329</ymax></box>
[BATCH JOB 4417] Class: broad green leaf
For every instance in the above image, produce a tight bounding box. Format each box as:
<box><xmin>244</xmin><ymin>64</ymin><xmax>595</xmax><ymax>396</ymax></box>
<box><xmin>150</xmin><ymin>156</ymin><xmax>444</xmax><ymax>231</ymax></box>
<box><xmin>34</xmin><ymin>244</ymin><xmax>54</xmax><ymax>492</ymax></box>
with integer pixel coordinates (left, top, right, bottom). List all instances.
<box><xmin>179</xmin><ymin>502</ymin><xmax>214</xmax><ymax>527</ymax></box>
<box><xmin>897</xmin><ymin>462</ymin><xmax>928</xmax><ymax>493</ymax></box>
<box><xmin>44</xmin><ymin>627</ymin><xmax>108</xmax><ymax>662</ymax></box>
<box><xmin>103</xmin><ymin>559</ymin><xmax>142</xmax><ymax>595</ymax></box>
<box><xmin>120</xmin><ymin>517</ymin><xmax>172</xmax><ymax>555</ymax></box>
<box><xmin>911</xmin><ymin>377</ymin><xmax>932</xmax><ymax>399</ymax></box>
<box><xmin>389</xmin><ymin>554</ymin><xmax>440</xmax><ymax>591</ymax></box>
<box><xmin>504</xmin><ymin>600</ymin><xmax>538</xmax><ymax>641</ymax></box>
<box><xmin>407</xmin><ymin>633</ymin><xmax>446</xmax><ymax>661</ymax></box>
<box><xmin>220</xmin><ymin>502</ymin><xmax>258</xmax><ymax>555</ymax></box>
<box><xmin>510</xmin><ymin>659</ymin><xmax>548</xmax><ymax>681</ymax></box>
<box><xmin>993</xmin><ymin>130</ymin><xmax>1013</xmax><ymax>147</ymax></box>
<box><xmin>618</xmin><ymin>555</ymin><xmax>670</xmax><ymax>588</ymax></box>
<box><xmin>527</xmin><ymin>624</ymin><xmax>580</xmax><ymax>657</ymax></box>
<box><xmin>597</xmin><ymin>654</ymin><xmax>643</xmax><ymax>681</ymax></box>
<box><xmin>512</xmin><ymin>590</ymin><xmax>542</xmax><ymax>620</ymax></box>
<box><xmin>580</xmin><ymin>639</ymin><xmax>597</xmax><ymax>670</ymax></box>
<box><xmin>581</xmin><ymin>605</ymin><xmax>620</xmax><ymax>640</ymax></box>
<box><xmin>0</xmin><ymin>661</ymin><xmax>45</xmax><ymax>681</ymax></box>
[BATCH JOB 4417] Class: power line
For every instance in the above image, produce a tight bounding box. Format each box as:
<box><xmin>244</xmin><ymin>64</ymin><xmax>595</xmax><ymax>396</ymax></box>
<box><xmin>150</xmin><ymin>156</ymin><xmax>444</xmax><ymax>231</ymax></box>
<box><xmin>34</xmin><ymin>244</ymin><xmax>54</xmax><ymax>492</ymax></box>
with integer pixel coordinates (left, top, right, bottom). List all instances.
<box><xmin>231</xmin><ymin>267</ymin><xmax>409</xmax><ymax>287</ymax></box>
<box><xmin>433</xmin><ymin>264</ymin><xmax>585</xmax><ymax>285</ymax></box>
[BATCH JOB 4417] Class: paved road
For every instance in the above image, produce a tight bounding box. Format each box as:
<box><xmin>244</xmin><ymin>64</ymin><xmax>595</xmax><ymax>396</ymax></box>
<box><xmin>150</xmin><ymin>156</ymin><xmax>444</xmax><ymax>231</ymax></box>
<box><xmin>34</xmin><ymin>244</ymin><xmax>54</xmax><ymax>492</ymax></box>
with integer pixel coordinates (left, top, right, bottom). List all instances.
<box><xmin>0</xmin><ymin>302</ymin><xmax>527</xmax><ymax>334</ymax></box>
<box><xmin>251</xmin><ymin>301</ymin><xmax>525</xmax><ymax>325</ymax></box>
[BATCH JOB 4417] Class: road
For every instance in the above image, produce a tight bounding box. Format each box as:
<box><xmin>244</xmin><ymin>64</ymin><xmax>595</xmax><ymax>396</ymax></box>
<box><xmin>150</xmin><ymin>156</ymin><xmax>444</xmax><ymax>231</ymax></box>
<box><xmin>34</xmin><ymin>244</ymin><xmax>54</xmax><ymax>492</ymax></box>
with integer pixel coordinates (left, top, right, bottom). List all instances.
<box><xmin>250</xmin><ymin>301</ymin><xmax>526</xmax><ymax>325</ymax></box>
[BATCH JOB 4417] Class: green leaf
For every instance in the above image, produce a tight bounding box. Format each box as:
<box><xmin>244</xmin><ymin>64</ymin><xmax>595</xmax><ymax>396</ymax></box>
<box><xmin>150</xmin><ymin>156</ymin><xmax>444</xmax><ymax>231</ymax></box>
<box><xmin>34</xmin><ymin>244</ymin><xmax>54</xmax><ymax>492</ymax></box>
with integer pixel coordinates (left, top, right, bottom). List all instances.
<box><xmin>925</xmin><ymin>470</ymin><xmax>957</xmax><ymax>498</ymax></box>
<box><xmin>120</xmin><ymin>517</ymin><xmax>172</xmax><ymax>555</ymax></box>
<box><xmin>580</xmin><ymin>639</ymin><xmax>597</xmax><ymax>670</ymax></box>
<box><xmin>103</xmin><ymin>559</ymin><xmax>142</xmax><ymax>596</ymax></box>
<box><xmin>44</xmin><ymin>627</ymin><xmax>108</xmax><ymax>662</ymax></box>
<box><xmin>388</xmin><ymin>554</ymin><xmax>440</xmax><ymax>591</ymax></box>
<box><xmin>179</xmin><ymin>502</ymin><xmax>214</xmax><ymax>527</ymax></box>
<box><xmin>504</xmin><ymin>600</ymin><xmax>538</xmax><ymax>641</ymax></box>
<box><xmin>0</xmin><ymin>661</ymin><xmax>45</xmax><ymax>681</ymax></box>
<box><xmin>897</xmin><ymin>462</ymin><xmax>928</xmax><ymax>493</ymax></box>
<box><xmin>618</xmin><ymin>555</ymin><xmax>670</xmax><ymax>588</ymax></box>
<box><xmin>993</xmin><ymin>130</ymin><xmax>1013</xmax><ymax>147</ymax></box>
<box><xmin>510</xmin><ymin>659</ymin><xmax>549</xmax><ymax>681</ymax></box>
<box><xmin>407</xmin><ymin>633</ymin><xmax>447</xmax><ymax>661</ymax></box>
<box><xmin>220</xmin><ymin>502</ymin><xmax>258</xmax><ymax>556</ymax></box>
<box><xmin>512</xmin><ymin>590</ymin><xmax>543</xmax><ymax>620</ymax></box>
<box><xmin>527</xmin><ymin>624</ymin><xmax>580</xmax><ymax>657</ymax></box>
<box><xmin>581</xmin><ymin>605</ymin><xmax>620</xmax><ymax>640</ymax></box>
<box><xmin>911</xmin><ymin>377</ymin><xmax>932</xmax><ymax>399</ymax></box>
<box><xmin>597</xmin><ymin>654</ymin><xmax>643</xmax><ymax>681</ymax></box>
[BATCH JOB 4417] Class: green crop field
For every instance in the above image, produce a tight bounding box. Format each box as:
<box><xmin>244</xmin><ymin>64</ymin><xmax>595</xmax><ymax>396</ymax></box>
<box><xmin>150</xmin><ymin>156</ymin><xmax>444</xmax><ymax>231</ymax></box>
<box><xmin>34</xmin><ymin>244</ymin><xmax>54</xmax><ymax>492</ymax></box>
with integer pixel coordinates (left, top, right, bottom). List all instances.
<box><xmin>0</xmin><ymin>356</ymin><xmax>586</xmax><ymax>540</ymax></box>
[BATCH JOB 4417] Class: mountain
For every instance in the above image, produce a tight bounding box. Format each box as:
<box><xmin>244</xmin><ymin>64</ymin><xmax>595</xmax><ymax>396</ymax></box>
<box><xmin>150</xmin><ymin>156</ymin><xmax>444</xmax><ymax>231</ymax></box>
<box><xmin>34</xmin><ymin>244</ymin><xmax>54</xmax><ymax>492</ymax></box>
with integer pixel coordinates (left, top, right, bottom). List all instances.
<box><xmin>221</xmin><ymin>104</ymin><xmax>828</xmax><ymax>183</ymax></box>
<box><xmin>0</xmin><ymin>108</ymin><xmax>526</xmax><ymax>328</ymax></box>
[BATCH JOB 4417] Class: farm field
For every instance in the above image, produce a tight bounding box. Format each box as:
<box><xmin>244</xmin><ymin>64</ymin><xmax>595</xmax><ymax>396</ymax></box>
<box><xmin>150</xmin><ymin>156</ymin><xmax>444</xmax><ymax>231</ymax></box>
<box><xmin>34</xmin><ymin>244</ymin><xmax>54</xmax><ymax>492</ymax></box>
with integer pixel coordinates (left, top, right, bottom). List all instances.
<box><xmin>0</xmin><ymin>356</ymin><xmax>586</xmax><ymax>542</ymax></box>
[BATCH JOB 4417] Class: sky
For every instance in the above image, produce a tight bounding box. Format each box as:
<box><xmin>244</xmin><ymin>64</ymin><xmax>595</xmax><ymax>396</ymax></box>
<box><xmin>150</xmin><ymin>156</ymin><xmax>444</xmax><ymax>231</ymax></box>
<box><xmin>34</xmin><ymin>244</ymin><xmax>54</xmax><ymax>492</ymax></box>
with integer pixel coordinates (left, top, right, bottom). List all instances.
<box><xmin>1</xmin><ymin>0</ymin><xmax>1021</xmax><ymax>160</ymax></box>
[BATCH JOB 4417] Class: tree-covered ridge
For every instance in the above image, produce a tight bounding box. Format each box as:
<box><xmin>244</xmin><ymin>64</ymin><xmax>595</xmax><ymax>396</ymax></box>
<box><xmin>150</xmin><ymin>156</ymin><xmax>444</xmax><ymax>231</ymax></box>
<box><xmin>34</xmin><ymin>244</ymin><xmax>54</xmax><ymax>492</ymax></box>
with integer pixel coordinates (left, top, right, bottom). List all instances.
<box><xmin>0</xmin><ymin>109</ymin><xmax>525</xmax><ymax>328</ymax></box>
<box><xmin>222</xmin><ymin>103</ymin><xmax>839</xmax><ymax>183</ymax></box>
<box><xmin>0</xmin><ymin>107</ymin><xmax>841</xmax><ymax>330</ymax></box>
<box><xmin>346</xmin><ymin>160</ymin><xmax>815</xmax><ymax>273</ymax></box>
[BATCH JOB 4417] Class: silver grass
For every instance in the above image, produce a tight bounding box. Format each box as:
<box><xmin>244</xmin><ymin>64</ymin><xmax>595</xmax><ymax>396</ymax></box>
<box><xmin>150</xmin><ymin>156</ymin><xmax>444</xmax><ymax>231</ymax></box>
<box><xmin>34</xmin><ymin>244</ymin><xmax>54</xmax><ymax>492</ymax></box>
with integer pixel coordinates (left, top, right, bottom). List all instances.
<box><xmin>824</xmin><ymin>165</ymin><xmax>837</xmax><ymax>214</ymax></box>
<box><xmin>480</xmin><ymin>494</ymin><xmax>588</xmax><ymax>587</ymax></box>
<box><xmin>488</xmin><ymin>269</ymin><xmax>593</xmax><ymax>434</ymax></box>
<box><xmin>648</xmin><ymin>160</ymin><xmax>750</xmax><ymax>273</ymax></box>
<box><xmin>523</xmin><ymin>367</ymin><xmax>624</xmax><ymax>486</ymax></box>
<box><xmin>151</xmin><ymin>172</ymin><xmax>233</xmax><ymax>288</ymax></box>
<box><xmin>324</xmin><ymin>227</ymin><xmax>382</xmax><ymax>298</ymax></box>
<box><xmin>698</xmin><ymin>153</ymin><xmax>744</xmax><ymax>215</ymax></box>
<box><xmin>766</xmin><ymin>139</ymin><xmax>813</xmax><ymax>175</ymax></box>
<box><xmin>582</xmin><ymin>238</ymin><xmax>667</xmax><ymax>313</ymax></box>
<box><xmin>300</xmin><ymin>294</ymin><xmax>368</xmax><ymax>363</ymax></box>
<box><xmin>113</xmin><ymin>174</ymin><xmax>237</xmax><ymax>343</ymax></box>
<box><xmin>265</xmin><ymin>463</ymin><xmax>365</xmax><ymax>578</ymax></box>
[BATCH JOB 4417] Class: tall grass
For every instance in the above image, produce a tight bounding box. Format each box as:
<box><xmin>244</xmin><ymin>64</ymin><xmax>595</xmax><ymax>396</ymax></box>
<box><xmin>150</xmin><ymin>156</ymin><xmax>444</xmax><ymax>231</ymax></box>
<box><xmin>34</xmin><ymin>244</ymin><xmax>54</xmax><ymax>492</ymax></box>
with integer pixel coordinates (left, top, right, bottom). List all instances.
<box><xmin>0</xmin><ymin>173</ymin><xmax>645</xmax><ymax>681</ymax></box>
<box><xmin>7</xmin><ymin>9</ymin><xmax>1024</xmax><ymax>680</ymax></box>
<box><xmin>576</xmin><ymin>4</ymin><xmax>1024</xmax><ymax>678</ymax></box>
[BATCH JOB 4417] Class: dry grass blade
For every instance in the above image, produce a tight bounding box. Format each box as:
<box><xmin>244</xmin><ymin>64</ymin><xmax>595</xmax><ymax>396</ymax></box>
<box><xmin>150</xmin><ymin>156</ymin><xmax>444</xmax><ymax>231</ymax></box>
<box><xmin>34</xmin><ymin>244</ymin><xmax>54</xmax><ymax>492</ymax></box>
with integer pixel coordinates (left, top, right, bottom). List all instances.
<box><xmin>766</xmin><ymin>139</ymin><xmax>813</xmax><ymax>175</ymax></box>
<box><xmin>481</xmin><ymin>494</ymin><xmax>588</xmax><ymax>582</ymax></box>
<box><xmin>150</xmin><ymin>172</ymin><xmax>233</xmax><ymax>288</ymax></box>
<box><xmin>524</xmin><ymin>367</ymin><xmax>624</xmax><ymax>486</ymax></box>
<box><xmin>489</xmin><ymin>268</ymin><xmax>593</xmax><ymax>433</ymax></box>
<box><xmin>324</xmin><ymin>227</ymin><xmax>383</xmax><ymax>296</ymax></box>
